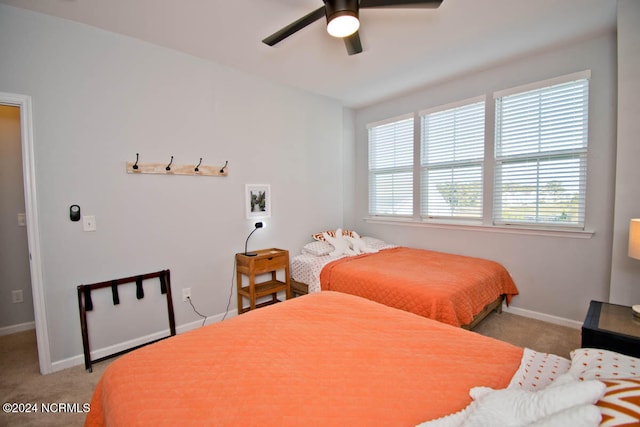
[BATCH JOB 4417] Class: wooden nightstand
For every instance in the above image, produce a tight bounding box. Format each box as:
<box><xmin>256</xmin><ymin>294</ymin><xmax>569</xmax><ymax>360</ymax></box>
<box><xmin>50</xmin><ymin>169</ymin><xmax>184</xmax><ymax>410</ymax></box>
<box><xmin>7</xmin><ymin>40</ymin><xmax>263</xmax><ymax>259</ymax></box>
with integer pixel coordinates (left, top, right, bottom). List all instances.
<box><xmin>236</xmin><ymin>248</ymin><xmax>291</xmax><ymax>314</ymax></box>
<box><xmin>581</xmin><ymin>300</ymin><xmax>640</xmax><ymax>357</ymax></box>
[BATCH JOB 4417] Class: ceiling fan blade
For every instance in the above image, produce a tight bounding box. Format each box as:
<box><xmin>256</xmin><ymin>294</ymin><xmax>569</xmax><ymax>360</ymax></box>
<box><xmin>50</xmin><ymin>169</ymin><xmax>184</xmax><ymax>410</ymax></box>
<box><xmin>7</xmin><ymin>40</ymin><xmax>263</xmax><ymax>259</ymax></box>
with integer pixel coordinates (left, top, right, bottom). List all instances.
<box><xmin>344</xmin><ymin>31</ymin><xmax>363</xmax><ymax>55</ymax></box>
<box><xmin>359</xmin><ymin>0</ymin><xmax>442</xmax><ymax>8</ymax></box>
<box><xmin>262</xmin><ymin>6</ymin><xmax>326</xmax><ymax>46</ymax></box>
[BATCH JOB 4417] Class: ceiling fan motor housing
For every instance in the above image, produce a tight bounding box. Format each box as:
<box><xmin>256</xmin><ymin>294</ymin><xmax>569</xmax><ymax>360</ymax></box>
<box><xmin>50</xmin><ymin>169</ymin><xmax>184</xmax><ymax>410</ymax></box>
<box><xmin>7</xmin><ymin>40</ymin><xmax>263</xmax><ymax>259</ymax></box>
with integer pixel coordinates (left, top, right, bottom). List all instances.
<box><xmin>325</xmin><ymin>0</ymin><xmax>360</xmax><ymax>23</ymax></box>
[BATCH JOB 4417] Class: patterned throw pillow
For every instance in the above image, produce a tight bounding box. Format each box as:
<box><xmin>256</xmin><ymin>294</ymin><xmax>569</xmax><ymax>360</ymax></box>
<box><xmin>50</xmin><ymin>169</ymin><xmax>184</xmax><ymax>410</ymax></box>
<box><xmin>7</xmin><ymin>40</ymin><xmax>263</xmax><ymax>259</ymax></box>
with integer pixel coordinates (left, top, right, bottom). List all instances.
<box><xmin>301</xmin><ymin>241</ymin><xmax>334</xmax><ymax>257</ymax></box>
<box><xmin>597</xmin><ymin>378</ymin><xmax>640</xmax><ymax>426</ymax></box>
<box><xmin>569</xmin><ymin>348</ymin><xmax>639</xmax><ymax>380</ymax></box>
<box><xmin>508</xmin><ymin>348</ymin><xmax>571</xmax><ymax>391</ymax></box>
<box><xmin>311</xmin><ymin>229</ymin><xmax>353</xmax><ymax>241</ymax></box>
<box><xmin>569</xmin><ymin>349</ymin><xmax>640</xmax><ymax>426</ymax></box>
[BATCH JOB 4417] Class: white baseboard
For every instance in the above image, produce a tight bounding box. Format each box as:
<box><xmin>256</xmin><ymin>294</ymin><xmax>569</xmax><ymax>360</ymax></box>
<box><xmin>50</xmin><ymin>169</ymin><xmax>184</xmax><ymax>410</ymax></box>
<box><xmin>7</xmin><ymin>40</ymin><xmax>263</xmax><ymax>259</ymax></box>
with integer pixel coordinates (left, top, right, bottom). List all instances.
<box><xmin>47</xmin><ymin>304</ymin><xmax>581</xmax><ymax>373</ymax></box>
<box><xmin>502</xmin><ymin>304</ymin><xmax>583</xmax><ymax>330</ymax></box>
<box><xmin>0</xmin><ymin>321</ymin><xmax>35</xmax><ymax>336</ymax></box>
<box><xmin>50</xmin><ymin>309</ymin><xmax>238</xmax><ymax>373</ymax></box>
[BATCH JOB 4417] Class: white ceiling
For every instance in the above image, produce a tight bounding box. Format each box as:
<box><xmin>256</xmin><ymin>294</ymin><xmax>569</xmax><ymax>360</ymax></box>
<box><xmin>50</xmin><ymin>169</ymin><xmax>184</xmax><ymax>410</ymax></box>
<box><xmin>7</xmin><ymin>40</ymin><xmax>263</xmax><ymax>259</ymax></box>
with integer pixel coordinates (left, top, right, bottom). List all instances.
<box><xmin>0</xmin><ymin>0</ymin><xmax>618</xmax><ymax>108</ymax></box>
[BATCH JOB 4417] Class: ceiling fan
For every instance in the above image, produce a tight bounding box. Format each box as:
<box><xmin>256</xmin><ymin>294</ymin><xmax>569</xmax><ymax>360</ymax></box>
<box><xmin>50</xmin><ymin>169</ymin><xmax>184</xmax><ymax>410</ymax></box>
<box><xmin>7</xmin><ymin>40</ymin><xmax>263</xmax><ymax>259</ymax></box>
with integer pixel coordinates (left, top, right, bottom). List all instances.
<box><xmin>262</xmin><ymin>0</ymin><xmax>443</xmax><ymax>56</ymax></box>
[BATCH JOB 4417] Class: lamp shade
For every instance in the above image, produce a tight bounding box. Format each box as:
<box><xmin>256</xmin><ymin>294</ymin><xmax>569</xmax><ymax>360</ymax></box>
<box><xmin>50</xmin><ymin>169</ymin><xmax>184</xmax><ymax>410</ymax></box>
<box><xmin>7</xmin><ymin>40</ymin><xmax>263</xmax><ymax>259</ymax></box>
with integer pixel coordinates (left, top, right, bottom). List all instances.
<box><xmin>325</xmin><ymin>0</ymin><xmax>359</xmax><ymax>38</ymax></box>
<box><xmin>327</xmin><ymin>13</ymin><xmax>359</xmax><ymax>37</ymax></box>
<box><xmin>629</xmin><ymin>219</ymin><xmax>640</xmax><ymax>260</ymax></box>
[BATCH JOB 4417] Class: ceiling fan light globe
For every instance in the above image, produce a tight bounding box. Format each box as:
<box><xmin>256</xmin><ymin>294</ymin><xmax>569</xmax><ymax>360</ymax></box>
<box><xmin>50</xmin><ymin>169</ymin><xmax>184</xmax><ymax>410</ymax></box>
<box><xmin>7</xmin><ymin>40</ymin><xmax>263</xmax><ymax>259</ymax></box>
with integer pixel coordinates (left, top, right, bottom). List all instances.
<box><xmin>327</xmin><ymin>13</ymin><xmax>359</xmax><ymax>38</ymax></box>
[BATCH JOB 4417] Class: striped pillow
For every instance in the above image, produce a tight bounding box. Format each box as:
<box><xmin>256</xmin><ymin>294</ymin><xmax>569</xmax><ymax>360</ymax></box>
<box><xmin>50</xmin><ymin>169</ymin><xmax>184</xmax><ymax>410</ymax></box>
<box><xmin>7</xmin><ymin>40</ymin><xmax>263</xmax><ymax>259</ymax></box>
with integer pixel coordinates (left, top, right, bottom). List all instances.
<box><xmin>597</xmin><ymin>378</ymin><xmax>640</xmax><ymax>426</ymax></box>
<box><xmin>311</xmin><ymin>229</ymin><xmax>354</xmax><ymax>241</ymax></box>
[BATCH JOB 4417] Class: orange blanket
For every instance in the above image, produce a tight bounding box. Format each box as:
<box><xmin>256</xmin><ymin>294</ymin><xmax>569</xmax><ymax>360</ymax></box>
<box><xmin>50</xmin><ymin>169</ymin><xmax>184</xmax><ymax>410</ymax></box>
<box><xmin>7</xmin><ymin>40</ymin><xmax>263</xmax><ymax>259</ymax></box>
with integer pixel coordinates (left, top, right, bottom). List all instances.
<box><xmin>320</xmin><ymin>247</ymin><xmax>519</xmax><ymax>327</ymax></box>
<box><xmin>85</xmin><ymin>292</ymin><xmax>523</xmax><ymax>427</ymax></box>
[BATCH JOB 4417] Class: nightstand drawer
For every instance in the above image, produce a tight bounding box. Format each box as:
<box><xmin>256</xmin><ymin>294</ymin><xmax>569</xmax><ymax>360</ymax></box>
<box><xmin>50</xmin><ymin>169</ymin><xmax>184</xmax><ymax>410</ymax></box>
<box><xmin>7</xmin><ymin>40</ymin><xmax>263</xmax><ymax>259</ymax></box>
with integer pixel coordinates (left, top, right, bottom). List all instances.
<box><xmin>251</xmin><ymin>253</ymin><xmax>287</xmax><ymax>274</ymax></box>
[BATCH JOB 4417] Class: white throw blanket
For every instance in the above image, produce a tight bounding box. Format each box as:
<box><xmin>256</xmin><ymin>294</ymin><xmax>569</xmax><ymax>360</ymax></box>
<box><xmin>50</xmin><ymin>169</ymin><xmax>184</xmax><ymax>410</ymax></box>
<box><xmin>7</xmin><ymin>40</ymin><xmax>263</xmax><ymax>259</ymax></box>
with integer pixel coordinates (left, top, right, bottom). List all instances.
<box><xmin>417</xmin><ymin>374</ymin><xmax>605</xmax><ymax>427</ymax></box>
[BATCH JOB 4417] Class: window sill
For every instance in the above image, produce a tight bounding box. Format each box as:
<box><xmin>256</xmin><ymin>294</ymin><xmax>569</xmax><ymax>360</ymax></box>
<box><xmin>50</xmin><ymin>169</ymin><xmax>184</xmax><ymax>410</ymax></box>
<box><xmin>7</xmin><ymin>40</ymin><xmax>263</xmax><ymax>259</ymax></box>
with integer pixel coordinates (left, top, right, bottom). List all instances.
<box><xmin>362</xmin><ymin>217</ymin><xmax>594</xmax><ymax>239</ymax></box>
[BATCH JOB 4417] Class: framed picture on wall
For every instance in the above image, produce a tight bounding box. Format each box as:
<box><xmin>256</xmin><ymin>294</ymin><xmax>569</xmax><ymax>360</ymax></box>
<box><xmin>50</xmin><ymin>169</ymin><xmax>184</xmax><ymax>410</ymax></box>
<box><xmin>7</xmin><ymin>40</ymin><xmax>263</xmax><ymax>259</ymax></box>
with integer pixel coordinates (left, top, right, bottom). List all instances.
<box><xmin>245</xmin><ymin>184</ymin><xmax>271</xmax><ymax>219</ymax></box>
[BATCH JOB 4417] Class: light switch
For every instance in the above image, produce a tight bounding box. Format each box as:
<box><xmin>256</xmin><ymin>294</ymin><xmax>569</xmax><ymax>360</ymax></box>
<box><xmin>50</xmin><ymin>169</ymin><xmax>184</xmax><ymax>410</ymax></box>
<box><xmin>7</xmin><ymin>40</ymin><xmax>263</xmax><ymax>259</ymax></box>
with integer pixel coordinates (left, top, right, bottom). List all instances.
<box><xmin>17</xmin><ymin>213</ymin><xmax>26</xmax><ymax>227</ymax></box>
<box><xmin>82</xmin><ymin>215</ymin><xmax>97</xmax><ymax>232</ymax></box>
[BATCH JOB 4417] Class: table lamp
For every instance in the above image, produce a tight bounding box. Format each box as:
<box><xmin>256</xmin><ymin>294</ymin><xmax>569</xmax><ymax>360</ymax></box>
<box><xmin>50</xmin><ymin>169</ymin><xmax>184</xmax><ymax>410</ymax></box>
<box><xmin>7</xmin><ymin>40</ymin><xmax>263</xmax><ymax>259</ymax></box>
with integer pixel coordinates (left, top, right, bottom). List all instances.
<box><xmin>244</xmin><ymin>222</ymin><xmax>263</xmax><ymax>257</ymax></box>
<box><xmin>628</xmin><ymin>219</ymin><xmax>640</xmax><ymax>317</ymax></box>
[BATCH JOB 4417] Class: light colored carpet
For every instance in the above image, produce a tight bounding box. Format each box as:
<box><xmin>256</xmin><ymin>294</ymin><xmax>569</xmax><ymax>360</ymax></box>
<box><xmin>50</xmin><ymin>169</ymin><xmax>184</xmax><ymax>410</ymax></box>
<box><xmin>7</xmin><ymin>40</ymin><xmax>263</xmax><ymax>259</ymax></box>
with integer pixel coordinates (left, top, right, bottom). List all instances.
<box><xmin>0</xmin><ymin>330</ymin><xmax>111</xmax><ymax>427</ymax></box>
<box><xmin>472</xmin><ymin>311</ymin><xmax>581</xmax><ymax>359</ymax></box>
<box><xmin>0</xmin><ymin>311</ymin><xmax>581</xmax><ymax>427</ymax></box>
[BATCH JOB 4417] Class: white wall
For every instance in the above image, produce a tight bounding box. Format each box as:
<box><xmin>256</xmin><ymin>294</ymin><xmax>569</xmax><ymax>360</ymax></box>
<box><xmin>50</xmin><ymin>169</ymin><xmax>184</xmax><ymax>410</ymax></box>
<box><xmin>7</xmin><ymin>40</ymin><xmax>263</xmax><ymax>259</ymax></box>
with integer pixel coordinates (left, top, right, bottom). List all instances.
<box><xmin>349</xmin><ymin>33</ymin><xmax>618</xmax><ymax>323</ymax></box>
<box><xmin>0</xmin><ymin>4</ymin><xmax>345</xmax><ymax>367</ymax></box>
<box><xmin>610</xmin><ymin>0</ymin><xmax>640</xmax><ymax>306</ymax></box>
<box><xmin>0</xmin><ymin>105</ymin><xmax>34</xmax><ymax>330</ymax></box>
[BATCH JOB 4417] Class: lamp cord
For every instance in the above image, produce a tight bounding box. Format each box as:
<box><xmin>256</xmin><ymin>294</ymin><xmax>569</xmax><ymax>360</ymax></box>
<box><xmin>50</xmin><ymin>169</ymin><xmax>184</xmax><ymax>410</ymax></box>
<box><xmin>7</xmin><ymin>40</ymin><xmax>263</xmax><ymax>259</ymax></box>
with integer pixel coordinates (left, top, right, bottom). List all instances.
<box><xmin>222</xmin><ymin>257</ymin><xmax>237</xmax><ymax>321</ymax></box>
<box><xmin>187</xmin><ymin>296</ymin><xmax>207</xmax><ymax>327</ymax></box>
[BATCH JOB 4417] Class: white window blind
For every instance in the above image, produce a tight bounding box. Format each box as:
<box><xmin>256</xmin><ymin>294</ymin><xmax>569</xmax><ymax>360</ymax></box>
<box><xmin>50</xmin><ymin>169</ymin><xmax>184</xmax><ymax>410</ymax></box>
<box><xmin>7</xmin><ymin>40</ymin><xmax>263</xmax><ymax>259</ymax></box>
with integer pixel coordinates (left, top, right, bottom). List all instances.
<box><xmin>494</xmin><ymin>76</ymin><xmax>589</xmax><ymax>227</ymax></box>
<box><xmin>420</xmin><ymin>100</ymin><xmax>485</xmax><ymax>218</ymax></box>
<box><xmin>368</xmin><ymin>116</ymin><xmax>414</xmax><ymax>216</ymax></box>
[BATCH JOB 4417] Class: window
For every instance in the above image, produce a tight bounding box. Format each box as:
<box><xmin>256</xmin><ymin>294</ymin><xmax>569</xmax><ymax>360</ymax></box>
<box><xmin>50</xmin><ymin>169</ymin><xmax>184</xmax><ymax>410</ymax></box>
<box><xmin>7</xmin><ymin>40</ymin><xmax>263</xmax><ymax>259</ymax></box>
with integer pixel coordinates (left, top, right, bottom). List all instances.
<box><xmin>366</xmin><ymin>70</ymin><xmax>590</xmax><ymax>232</ymax></box>
<box><xmin>368</xmin><ymin>115</ymin><xmax>414</xmax><ymax>216</ymax></box>
<box><xmin>420</xmin><ymin>98</ymin><xmax>485</xmax><ymax>219</ymax></box>
<box><xmin>494</xmin><ymin>73</ymin><xmax>589</xmax><ymax>228</ymax></box>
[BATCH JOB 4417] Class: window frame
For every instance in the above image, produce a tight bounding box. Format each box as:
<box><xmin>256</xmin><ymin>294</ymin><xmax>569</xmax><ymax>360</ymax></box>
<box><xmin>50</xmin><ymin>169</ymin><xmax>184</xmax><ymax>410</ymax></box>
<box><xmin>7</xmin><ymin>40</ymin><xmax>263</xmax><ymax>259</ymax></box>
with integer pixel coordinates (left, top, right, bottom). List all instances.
<box><xmin>365</xmin><ymin>71</ymin><xmax>593</xmax><ymax>237</ymax></box>
<box><xmin>419</xmin><ymin>96</ymin><xmax>486</xmax><ymax>221</ymax></box>
<box><xmin>367</xmin><ymin>113</ymin><xmax>415</xmax><ymax>217</ymax></box>
<box><xmin>493</xmin><ymin>71</ymin><xmax>590</xmax><ymax>229</ymax></box>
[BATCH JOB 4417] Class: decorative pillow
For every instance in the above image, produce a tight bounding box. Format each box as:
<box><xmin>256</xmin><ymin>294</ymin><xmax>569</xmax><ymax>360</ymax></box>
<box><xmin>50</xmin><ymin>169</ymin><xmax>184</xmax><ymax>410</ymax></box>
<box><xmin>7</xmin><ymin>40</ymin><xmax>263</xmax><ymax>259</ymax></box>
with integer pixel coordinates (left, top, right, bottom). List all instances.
<box><xmin>417</xmin><ymin>378</ymin><xmax>605</xmax><ymax>427</ymax></box>
<box><xmin>312</xmin><ymin>229</ymin><xmax>354</xmax><ymax>241</ymax></box>
<box><xmin>569</xmin><ymin>348</ymin><xmax>639</xmax><ymax>380</ymax></box>
<box><xmin>322</xmin><ymin>229</ymin><xmax>356</xmax><ymax>257</ymax></box>
<box><xmin>508</xmin><ymin>348</ymin><xmax>571</xmax><ymax>391</ymax></box>
<box><xmin>596</xmin><ymin>378</ymin><xmax>640</xmax><ymax>426</ymax></box>
<box><xmin>301</xmin><ymin>240</ymin><xmax>334</xmax><ymax>257</ymax></box>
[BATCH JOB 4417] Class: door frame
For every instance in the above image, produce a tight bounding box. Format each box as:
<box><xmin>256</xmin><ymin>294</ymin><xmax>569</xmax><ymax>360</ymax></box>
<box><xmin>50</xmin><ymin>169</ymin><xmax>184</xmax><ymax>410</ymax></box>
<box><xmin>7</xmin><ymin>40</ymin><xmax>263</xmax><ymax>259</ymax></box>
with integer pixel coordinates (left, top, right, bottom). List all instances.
<box><xmin>1</xmin><ymin>91</ymin><xmax>51</xmax><ymax>374</ymax></box>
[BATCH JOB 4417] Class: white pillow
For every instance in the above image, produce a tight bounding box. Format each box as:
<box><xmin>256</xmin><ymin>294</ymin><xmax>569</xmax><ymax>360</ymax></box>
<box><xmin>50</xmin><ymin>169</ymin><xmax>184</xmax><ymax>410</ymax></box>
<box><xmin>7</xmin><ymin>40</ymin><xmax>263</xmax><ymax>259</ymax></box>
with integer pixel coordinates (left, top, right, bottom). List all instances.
<box><xmin>301</xmin><ymin>241</ymin><xmax>334</xmax><ymax>257</ymax></box>
<box><xmin>323</xmin><ymin>228</ymin><xmax>356</xmax><ymax>257</ymax></box>
<box><xmin>360</xmin><ymin>236</ymin><xmax>397</xmax><ymax>251</ymax></box>
<box><xmin>360</xmin><ymin>236</ymin><xmax>386</xmax><ymax>246</ymax></box>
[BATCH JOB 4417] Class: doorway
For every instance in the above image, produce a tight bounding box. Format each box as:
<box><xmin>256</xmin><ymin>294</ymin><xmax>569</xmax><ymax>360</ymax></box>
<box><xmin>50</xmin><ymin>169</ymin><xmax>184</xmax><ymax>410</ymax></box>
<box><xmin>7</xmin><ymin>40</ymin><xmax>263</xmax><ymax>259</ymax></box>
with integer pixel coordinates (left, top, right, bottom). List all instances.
<box><xmin>0</xmin><ymin>92</ymin><xmax>50</xmax><ymax>374</ymax></box>
<box><xmin>0</xmin><ymin>105</ymin><xmax>34</xmax><ymax>330</ymax></box>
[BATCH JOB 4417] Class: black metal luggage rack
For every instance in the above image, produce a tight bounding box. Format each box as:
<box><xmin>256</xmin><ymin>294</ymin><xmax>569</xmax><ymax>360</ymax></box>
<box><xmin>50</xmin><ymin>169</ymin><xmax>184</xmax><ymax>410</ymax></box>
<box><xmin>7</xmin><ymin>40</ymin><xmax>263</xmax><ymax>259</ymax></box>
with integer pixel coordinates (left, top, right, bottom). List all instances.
<box><xmin>76</xmin><ymin>269</ymin><xmax>176</xmax><ymax>372</ymax></box>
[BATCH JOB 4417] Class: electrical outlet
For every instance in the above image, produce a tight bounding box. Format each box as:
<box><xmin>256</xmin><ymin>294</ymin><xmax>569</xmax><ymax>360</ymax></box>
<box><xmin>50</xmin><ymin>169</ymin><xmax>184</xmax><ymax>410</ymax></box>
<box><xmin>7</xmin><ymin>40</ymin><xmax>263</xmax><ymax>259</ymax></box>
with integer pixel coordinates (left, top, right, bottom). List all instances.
<box><xmin>12</xmin><ymin>290</ymin><xmax>24</xmax><ymax>304</ymax></box>
<box><xmin>182</xmin><ymin>288</ymin><xmax>191</xmax><ymax>302</ymax></box>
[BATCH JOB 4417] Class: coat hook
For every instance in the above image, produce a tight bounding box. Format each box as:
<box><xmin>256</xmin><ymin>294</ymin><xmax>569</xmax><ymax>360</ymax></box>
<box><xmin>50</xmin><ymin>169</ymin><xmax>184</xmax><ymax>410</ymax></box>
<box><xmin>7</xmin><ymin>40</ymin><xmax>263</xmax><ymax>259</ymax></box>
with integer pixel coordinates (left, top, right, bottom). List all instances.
<box><xmin>132</xmin><ymin>153</ymin><xmax>139</xmax><ymax>170</ymax></box>
<box><xmin>219</xmin><ymin>160</ymin><xmax>228</xmax><ymax>174</ymax></box>
<box><xmin>166</xmin><ymin>156</ymin><xmax>174</xmax><ymax>171</ymax></box>
<box><xmin>194</xmin><ymin>158</ymin><xmax>203</xmax><ymax>172</ymax></box>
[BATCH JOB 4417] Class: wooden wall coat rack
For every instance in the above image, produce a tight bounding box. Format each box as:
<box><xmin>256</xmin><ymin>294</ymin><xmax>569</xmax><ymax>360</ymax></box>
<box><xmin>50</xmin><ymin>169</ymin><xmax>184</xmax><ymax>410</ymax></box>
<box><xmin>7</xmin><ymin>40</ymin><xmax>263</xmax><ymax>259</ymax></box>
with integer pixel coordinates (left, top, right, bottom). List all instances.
<box><xmin>127</xmin><ymin>153</ymin><xmax>228</xmax><ymax>177</ymax></box>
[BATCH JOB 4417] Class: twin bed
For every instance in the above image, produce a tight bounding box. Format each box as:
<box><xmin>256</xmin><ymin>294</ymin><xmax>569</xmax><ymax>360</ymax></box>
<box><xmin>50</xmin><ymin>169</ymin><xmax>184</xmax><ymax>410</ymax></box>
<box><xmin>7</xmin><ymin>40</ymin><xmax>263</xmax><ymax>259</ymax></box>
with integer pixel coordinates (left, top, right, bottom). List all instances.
<box><xmin>291</xmin><ymin>235</ymin><xmax>519</xmax><ymax>328</ymax></box>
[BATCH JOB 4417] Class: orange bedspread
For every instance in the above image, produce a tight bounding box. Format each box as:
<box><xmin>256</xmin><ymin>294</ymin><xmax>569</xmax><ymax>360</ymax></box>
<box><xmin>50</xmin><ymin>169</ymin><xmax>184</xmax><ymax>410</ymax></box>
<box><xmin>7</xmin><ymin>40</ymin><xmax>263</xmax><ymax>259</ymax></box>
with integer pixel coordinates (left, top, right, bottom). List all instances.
<box><xmin>320</xmin><ymin>247</ymin><xmax>519</xmax><ymax>327</ymax></box>
<box><xmin>85</xmin><ymin>292</ymin><xmax>523</xmax><ymax>427</ymax></box>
